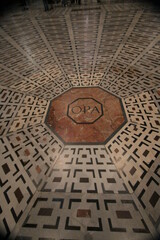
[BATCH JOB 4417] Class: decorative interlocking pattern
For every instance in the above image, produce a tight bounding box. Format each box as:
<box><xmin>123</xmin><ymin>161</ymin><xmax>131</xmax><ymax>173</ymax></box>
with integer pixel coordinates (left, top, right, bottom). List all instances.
<box><xmin>124</xmin><ymin>91</ymin><xmax>160</xmax><ymax>129</ymax></box>
<box><xmin>0</xmin><ymin>88</ymin><xmax>50</xmax><ymax>136</ymax></box>
<box><xmin>42</xmin><ymin>146</ymin><xmax>128</xmax><ymax>194</ymax></box>
<box><xmin>106</xmin><ymin>122</ymin><xmax>160</xmax><ymax>192</ymax></box>
<box><xmin>7</xmin><ymin>124</ymin><xmax>64</xmax><ymax>188</ymax></box>
<box><xmin>0</xmin><ymin>1</ymin><xmax>160</xmax><ymax>239</ymax></box>
<box><xmin>16</xmin><ymin>192</ymin><xmax>152</xmax><ymax>240</ymax></box>
<box><xmin>0</xmin><ymin>137</ymin><xmax>36</xmax><ymax>239</ymax></box>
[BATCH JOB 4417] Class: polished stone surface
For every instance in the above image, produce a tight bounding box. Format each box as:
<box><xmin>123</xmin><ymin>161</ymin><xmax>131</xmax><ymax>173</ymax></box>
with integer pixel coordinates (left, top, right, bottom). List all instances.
<box><xmin>0</xmin><ymin>1</ymin><xmax>160</xmax><ymax>240</ymax></box>
<box><xmin>46</xmin><ymin>87</ymin><xmax>126</xmax><ymax>143</ymax></box>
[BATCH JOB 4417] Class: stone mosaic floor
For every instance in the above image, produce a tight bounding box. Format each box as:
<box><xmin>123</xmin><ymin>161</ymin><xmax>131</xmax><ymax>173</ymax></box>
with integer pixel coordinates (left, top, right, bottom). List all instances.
<box><xmin>0</xmin><ymin>0</ymin><xmax>160</xmax><ymax>239</ymax></box>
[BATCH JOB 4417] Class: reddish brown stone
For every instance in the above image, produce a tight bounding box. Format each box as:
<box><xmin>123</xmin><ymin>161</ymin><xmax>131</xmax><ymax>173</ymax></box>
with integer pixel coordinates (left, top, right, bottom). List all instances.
<box><xmin>16</xmin><ymin>136</ymin><xmax>21</xmax><ymax>141</ymax></box>
<box><xmin>2</xmin><ymin>163</ymin><xmax>10</xmax><ymax>174</ymax></box>
<box><xmin>24</xmin><ymin>149</ymin><xmax>30</xmax><ymax>156</ymax></box>
<box><xmin>45</xmin><ymin>87</ymin><xmax>126</xmax><ymax>143</ymax></box>
<box><xmin>14</xmin><ymin>188</ymin><xmax>23</xmax><ymax>203</ymax></box>
<box><xmin>116</xmin><ymin>210</ymin><xmax>132</xmax><ymax>219</ymax></box>
<box><xmin>77</xmin><ymin>209</ymin><xmax>91</xmax><ymax>218</ymax></box>
<box><xmin>36</xmin><ymin>165</ymin><xmax>42</xmax><ymax>174</ymax></box>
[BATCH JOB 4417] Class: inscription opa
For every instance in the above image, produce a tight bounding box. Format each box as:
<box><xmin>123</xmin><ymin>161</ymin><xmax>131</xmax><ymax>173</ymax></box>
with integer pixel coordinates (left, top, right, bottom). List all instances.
<box><xmin>67</xmin><ymin>98</ymin><xmax>103</xmax><ymax>124</ymax></box>
<box><xmin>71</xmin><ymin>105</ymin><xmax>100</xmax><ymax>114</ymax></box>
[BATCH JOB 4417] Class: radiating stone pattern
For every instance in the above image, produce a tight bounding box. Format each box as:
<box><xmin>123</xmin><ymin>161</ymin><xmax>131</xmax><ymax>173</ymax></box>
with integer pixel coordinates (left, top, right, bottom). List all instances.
<box><xmin>0</xmin><ymin>0</ymin><xmax>160</xmax><ymax>239</ymax></box>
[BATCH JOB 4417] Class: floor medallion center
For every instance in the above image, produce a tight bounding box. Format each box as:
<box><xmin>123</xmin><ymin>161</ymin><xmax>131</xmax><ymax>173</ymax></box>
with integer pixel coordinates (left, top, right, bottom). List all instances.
<box><xmin>45</xmin><ymin>87</ymin><xmax>127</xmax><ymax>143</ymax></box>
<box><xmin>67</xmin><ymin>98</ymin><xmax>103</xmax><ymax>124</ymax></box>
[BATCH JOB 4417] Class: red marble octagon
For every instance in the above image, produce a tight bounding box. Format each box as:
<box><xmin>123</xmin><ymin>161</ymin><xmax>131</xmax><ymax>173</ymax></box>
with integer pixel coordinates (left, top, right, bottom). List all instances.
<box><xmin>45</xmin><ymin>87</ymin><xmax>126</xmax><ymax>144</ymax></box>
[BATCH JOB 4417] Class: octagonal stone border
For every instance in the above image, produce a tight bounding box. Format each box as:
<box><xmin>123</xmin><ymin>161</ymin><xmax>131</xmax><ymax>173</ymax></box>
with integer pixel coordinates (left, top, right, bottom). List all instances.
<box><xmin>45</xmin><ymin>86</ymin><xmax>128</xmax><ymax>145</ymax></box>
<box><xmin>67</xmin><ymin>97</ymin><xmax>104</xmax><ymax>124</ymax></box>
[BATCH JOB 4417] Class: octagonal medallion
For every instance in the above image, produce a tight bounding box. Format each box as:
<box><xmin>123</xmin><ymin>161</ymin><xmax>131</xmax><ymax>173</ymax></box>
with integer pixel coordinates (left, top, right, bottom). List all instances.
<box><xmin>45</xmin><ymin>87</ymin><xmax>127</xmax><ymax>144</ymax></box>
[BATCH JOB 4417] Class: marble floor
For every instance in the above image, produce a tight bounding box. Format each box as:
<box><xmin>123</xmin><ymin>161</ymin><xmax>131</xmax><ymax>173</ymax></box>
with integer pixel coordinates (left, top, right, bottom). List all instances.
<box><xmin>0</xmin><ymin>0</ymin><xmax>160</xmax><ymax>239</ymax></box>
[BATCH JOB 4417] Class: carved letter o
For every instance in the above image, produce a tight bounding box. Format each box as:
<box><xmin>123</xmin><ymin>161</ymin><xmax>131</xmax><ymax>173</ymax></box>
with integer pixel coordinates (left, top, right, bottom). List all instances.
<box><xmin>71</xmin><ymin>106</ymin><xmax>82</xmax><ymax>114</ymax></box>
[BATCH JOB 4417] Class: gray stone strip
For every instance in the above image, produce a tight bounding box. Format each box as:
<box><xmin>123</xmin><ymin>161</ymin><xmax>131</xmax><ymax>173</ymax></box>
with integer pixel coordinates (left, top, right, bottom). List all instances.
<box><xmin>112</xmin><ymin>34</ymin><xmax>160</xmax><ymax>84</ymax></box>
<box><xmin>0</xmin><ymin>26</ymin><xmax>68</xmax><ymax>90</ymax></box>
<box><xmin>99</xmin><ymin>10</ymin><xmax>143</xmax><ymax>85</ymax></box>
<box><xmin>30</xmin><ymin>15</ymin><xmax>70</xmax><ymax>84</ymax></box>
<box><xmin>65</xmin><ymin>12</ymin><xmax>81</xmax><ymax>84</ymax></box>
<box><xmin>90</xmin><ymin>8</ymin><xmax>106</xmax><ymax>84</ymax></box>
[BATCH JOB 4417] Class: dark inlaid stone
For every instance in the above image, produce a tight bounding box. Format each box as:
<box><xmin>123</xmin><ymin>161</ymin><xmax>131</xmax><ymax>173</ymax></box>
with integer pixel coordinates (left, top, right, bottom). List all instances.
<box><xmin>0</xmin><ymin>206</ymin><xmax>2</xmax><ymax>214</ymax></box>
<box><xmin>82</xmin><ymin>154</ymin><xmax>87</xmax><ymax>158</ymax></box>
<box><xmin>149</xmin><ymin>191</ymin><xmax>159</xmax><ymax>207</ymax></box>
<box><xmin>16</xmin><ymin>136</ymin><xmax>21</xmax><ymax>141</ymax></box>
<box><xmin>116</xmin><ymin>210</ymin><xmax>132</xmax><ymax>219</ymax></box>
<box><xmin>16</xmin><ymin>122</ymin><xmax>20</xmax><ymax>127</ymax></box>
<box><xmin>52</xmin><ymin>148</ymin><xmax>56</xmax><ymax>153</ymax></box>
<box><xmin>38</xmin><ymin>208</ymin><xmax>53</xmax><ymax>216</ymax></box>
<box><xmin>36</xmin><ymin>165</ymin><xmax>42</xmax><ymax>174</ymax></box>
<box><xmin>6</xmin><ymin>108</ymin><xmax>11</xmax><ymax>114</ymax></box>
<box><xmin>2</xmin><ymin>93</ymin><xmax>7</xmax><ymax>98</ymax></box>
<box><xmin>2</xmin><ymin>163</ymin><xmax>10</xmax><ymax>174</ymax></box>
<box><xmin>77</xmin><ymin>209</ymin><xmax>91</xmax><ymax>218</ymax></box>
<box><xmin>133</xmin><ymin>125</ymin><xmax>138</xmax><ymax>131</ymax></box>
<box><xmin>15</xmin><ymin>95</ymin><xmax>19</xmax><ymax>100</ymax></box>
<box><xmin>130</xmin><ymin>166</ymin><xmax>136</xmax><ymax>176</ymax></box>
<box><xmin>154</xmin><ymin>135</ymin><xmax>160</xmax><ymax>141</ymax></box>
<box><xmin>115</xmin><ymin>148</ymin><xmax>119</xmax><ymax>153</ymax></box>
<box><xmin>80</xmin><ymin>178</ymin><xmax>89</xmax><ymax>183</ymax></box>
<box><xmin>143</xmin><ymin>150</ymin><xmax>149</xmax><ymax>157</ymax></box>
<box><xmin>53</xmin><ymin>177</ymin><xmax>62</xmax><ymax>182</ymax></box>
<box><xmin>14</xmin><ymin>188</ymin><xmax>23</xmax><ymax>203</ymax></box>
<box><xmin>24</xmin><ymin>149</ymin><xmax>30</xmax><ymax>156</ymax></box>
<box><xmin>107</xmin><ymin>178</ymin><xmax>116</xmax><ymax>183</ymax></box>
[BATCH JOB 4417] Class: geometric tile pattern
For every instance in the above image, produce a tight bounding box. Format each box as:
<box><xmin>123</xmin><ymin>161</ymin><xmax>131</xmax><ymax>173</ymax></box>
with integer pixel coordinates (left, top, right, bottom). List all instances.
<box><xmin>135</xmin><ymin>156</ymin><xmax>160</xmax><ymax>235</ymax></box>
<box><xmin>0</xmin><ymin>1</ymin><xmax>160</xmax><ymax>239</ymax></box>
<box><xmin>106</xmin><ymin>122</ymin><xmax>160</xmax><ymax>193</ymax></box>
<box><xmin>69</xmin><ymin>9</ymin><xmax>101</xmax><ymax>86</ymax></box>
<box><xmin>41</xmin><ymin>146</ymin><xmax>129</xmax><ymax>193</ymax></box>
<box><xmin>100</xmin><ymin>11</ymin><xmax>160</xmax><ymax>97</ymax></box>
<box><xmin>6</xmin><ymin>124</ymin><xmax>64</xmax><ymax>189</ymax></box>
<box><xmin>124</xmin><ymin>91</ymin><xmax>160</xmax><ymax>129</ymax></box>
<box><xmin>36</xmin><ymin>14</ymin><xmax>78</xmax><ymax>85</ymax></box>
<box><xmin>0</xmin><ymin>137</ymin><xmax>36</xmax><ymax>239</ymax></box>
<box><xmin>106</xmin><ymin>121</ymin><xmax>160</xmax><ymax>238</ymax></box>
<box><xmin>0</xmin><ymin>88</ymin><xmax>49</xmax><ymax>136</ymax></box>
<box><xmin>0</xmin><ymin>20</ymin><xmax>71</xmax><ymax>99</ymax></box>
<box><xmin>16</xmin><ymin>192</ymin><xmax>153</xmax><ymax>240</ymax></box>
